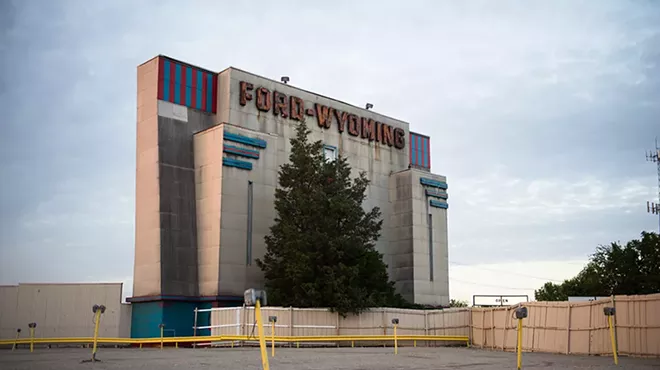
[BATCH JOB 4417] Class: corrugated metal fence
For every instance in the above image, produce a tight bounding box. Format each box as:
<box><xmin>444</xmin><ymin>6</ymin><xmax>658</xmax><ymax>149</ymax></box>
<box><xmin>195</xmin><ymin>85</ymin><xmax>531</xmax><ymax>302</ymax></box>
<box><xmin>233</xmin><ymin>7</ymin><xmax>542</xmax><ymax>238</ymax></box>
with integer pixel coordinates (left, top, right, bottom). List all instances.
<box><xmin>208</xmin><ymin>293</ymin><xmax>660</xmax><ymax>356</ymax></box>
<box><xmin>470</xmin><ymin>293</ymin><xmax>660</xmax><ymax>356</ymax></box>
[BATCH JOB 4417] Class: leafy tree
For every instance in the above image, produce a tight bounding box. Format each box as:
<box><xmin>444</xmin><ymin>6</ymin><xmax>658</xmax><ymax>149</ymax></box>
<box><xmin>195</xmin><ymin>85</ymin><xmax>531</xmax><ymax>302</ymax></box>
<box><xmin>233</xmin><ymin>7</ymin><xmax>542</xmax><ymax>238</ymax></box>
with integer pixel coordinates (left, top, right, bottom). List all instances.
<box><xmin>534</xmin><ymin>231</ymin><xmax>660</xmax><ymax>301</ymax></box>
<box><xmin>449</xmin><ymin>299</ymin><xmax>469</xmax><ymax>308</ymax></box>
<box><xmin>256</xmin><ymin>120</ymin><xmax>403</xmax><ymax>316</ymax></box>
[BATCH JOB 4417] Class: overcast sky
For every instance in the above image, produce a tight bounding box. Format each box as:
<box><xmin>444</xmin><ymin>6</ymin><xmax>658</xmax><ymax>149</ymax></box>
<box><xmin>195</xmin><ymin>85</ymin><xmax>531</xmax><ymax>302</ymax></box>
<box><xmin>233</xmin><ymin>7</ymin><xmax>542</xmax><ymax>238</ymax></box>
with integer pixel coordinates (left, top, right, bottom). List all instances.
<box><xmin>1</xmin><ymin>0</ymin><xmax>659</xmax><ymax>304</ymax></box>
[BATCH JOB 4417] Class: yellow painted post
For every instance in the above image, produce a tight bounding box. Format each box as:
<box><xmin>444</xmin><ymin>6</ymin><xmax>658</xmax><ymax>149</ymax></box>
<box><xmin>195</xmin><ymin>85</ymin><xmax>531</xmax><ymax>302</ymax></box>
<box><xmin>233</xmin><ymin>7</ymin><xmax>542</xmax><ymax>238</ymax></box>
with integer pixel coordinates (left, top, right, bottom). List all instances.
<box><xmin>413</xmin><ymin>339</ymin><xmax>416</xmax><ymax>348</ymax></box>
<box><xmin>608</xmin><ymin>315</ymin><xmax>619</xmax><ymax>365</ymax></box>
<box><xmin>139</xmin><ymin>342</ymin><xmax>143</xmax><ymax>349</ymax></box>
<box><xmin>92</xmin><ymin>309</ymin><xmax>102</xmax><ymax>360</ymax></box>
<box><xmin>28</xmin><ymin>323</ymin><xmax>36</xmax><ymax>353</ymax></box>
<box><xmin>175</xmin><ymin>342</ymin><xmax>178</xmax><ymax>349</ymax></box>
<box><xmin>516</xmin><ymin>318</ymin><xmax>523</xmax><ymax>370</ymax></box>
<box><xmin>159</xmin><ymin>324</ymin><xmax>165</xmax><ymax>350</ymax></box>
<box><xmin>271</xmin><ymin>321</ymin><xmax>275</xmax><ymax>358</ymax></box>
<box><xmin>12</xmin><ymin>329</ymin><xmax>21</xmax><ymax>351</ymax></box>
<box><xmin>351</xmin><ymin>340</ymin><xmax>354</xmax><ymax>348</ymax></box>
<box><xmin>296</xmin><ymin>341</ymin><xmax>299</xmax><ymax>349</ymax></box>
<box><xmin>255</xmin><ymin>300</ymin><xmax>270</xmax><ymax>370</ymax></box>
<box><xmin>393</xmin><ymin>324</ymin><xmax>398</xmax><ymax>355</ymax></box>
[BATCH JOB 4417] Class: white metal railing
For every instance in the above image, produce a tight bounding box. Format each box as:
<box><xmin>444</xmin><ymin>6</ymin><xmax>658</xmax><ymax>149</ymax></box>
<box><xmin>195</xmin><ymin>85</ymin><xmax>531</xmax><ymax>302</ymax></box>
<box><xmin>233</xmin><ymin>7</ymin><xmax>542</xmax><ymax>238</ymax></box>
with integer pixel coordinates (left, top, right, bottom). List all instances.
<box><xmin>190</xmin><ymin>305</ymin><xmax>471</xmax><ymax>347</ymax></box>
<box><xmin>192</xmin><ymin>306</ymin><xmax>339</xmax><ymax>345</ymax></box>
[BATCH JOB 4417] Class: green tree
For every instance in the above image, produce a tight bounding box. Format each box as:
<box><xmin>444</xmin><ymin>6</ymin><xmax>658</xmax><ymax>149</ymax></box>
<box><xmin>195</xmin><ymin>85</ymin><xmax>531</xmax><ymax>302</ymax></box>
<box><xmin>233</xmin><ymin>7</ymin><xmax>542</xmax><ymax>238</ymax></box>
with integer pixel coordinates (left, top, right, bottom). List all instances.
<box><xmin>534</xmin><ymin>232</ymin><xmax>660</xmax><ymax>301</ymax></box>
<box><xmin>256</xmin><ymin>120</ymin><xmax>403</xmax><ymax>316</ymax></box>
<box><xmin>449</xmin><ymin>299</ymin><xmax>469</xmax><ymax>307</ymax></box>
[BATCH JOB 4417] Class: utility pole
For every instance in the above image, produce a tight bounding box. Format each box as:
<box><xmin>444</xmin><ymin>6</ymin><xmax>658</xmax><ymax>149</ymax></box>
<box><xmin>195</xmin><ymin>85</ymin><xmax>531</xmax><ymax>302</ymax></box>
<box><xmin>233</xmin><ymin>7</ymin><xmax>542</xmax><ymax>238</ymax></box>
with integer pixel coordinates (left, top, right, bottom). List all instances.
<box><xmin>646</xmin><ymin>138</ymin><xmax>660</xmax><ymax>233</ymax></box>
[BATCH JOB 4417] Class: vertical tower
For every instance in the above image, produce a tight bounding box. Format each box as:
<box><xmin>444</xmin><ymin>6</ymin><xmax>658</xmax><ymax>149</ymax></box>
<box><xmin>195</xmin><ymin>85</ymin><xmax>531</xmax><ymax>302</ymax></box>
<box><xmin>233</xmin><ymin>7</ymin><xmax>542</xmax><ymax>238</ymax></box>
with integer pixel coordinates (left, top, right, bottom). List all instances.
<box><xmin>646</xmin><ymin>139</ymin><xmax>660</xmax><ymax>233</ymax></box>
<box><xmin>130</xmin><ymin>56</ymin><xmax>228</xmax><ymax>338</ymax></box>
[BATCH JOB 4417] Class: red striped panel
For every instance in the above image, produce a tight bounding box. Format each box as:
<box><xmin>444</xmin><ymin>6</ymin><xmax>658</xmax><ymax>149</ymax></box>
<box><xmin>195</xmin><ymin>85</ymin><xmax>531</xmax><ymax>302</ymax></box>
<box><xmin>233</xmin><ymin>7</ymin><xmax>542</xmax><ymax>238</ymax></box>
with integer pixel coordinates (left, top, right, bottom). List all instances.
<box><xmin>191</xmin><ymin>67</ymin><xmax>197</xmax><ymax>107</ymax></box>
<box><xmin>201</xmin><ymin>72</ymin><xmax>207</xmax><ymax>111</ymax></box>
<box><xmin>409</xmin><ymin>132</ymin><xmax>413</xmax><ymax>167</ymax></box>
<box><xmin>168</xmin><ymin>62</ymin><xmax>175</xmax><ymax>103</ymax></box>
<box><xmin>211</xmin><ymin>74</ymin><xmax>218</xmax><ymax>113</ymax></box>
<box><xmin>180</xmin><ymin>65</ymin><xmax>186</xmax><ymax>105</ymax></box>
<box><xmin>426</xmin><ymin>136</ymin><xmax>431</xmax><ymax>169</ymax></box>
<box><xmin>157</xmin><ymin>57</ymin><xmax>164</xmax><ymax>100</ymax></box>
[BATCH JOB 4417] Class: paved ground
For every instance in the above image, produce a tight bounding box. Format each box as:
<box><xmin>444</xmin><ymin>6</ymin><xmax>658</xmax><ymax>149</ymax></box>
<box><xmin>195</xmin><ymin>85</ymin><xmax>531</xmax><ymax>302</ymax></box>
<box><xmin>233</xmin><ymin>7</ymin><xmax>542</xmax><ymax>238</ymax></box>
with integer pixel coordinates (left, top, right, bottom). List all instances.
<box><xmin>1</xmin><ymin>347</ymin><xmax>659</xmax><ymax>369</ymax></box>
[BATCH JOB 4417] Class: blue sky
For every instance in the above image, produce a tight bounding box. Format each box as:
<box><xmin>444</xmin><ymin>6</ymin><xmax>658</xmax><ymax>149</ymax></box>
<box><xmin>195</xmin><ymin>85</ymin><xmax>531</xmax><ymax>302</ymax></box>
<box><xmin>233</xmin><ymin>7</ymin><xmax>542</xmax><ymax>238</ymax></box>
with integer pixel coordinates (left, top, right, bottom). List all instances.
<box><xmin>1</xmin><ymin>0</ymin><xmax>659</xmax><ymax>303</ymax></box>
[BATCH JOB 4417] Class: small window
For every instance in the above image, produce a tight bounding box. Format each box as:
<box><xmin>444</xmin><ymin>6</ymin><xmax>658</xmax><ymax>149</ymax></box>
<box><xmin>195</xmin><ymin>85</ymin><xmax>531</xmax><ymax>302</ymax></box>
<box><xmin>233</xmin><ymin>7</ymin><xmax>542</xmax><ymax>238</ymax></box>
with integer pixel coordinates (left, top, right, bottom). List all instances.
<box><xmin>323</xmin><ymin>145</ymin><xmax>337</xmax><ymax>161</ymax></box>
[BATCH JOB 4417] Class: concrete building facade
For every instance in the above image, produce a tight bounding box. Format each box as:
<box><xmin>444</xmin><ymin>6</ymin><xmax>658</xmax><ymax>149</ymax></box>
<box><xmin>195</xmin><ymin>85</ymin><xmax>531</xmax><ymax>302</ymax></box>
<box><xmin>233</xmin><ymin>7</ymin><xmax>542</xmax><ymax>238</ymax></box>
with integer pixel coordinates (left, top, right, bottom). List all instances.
<box><xmin>129</xmin><ymin>55</ymin><xmax>450</xmax><ymax>337</ymax></box>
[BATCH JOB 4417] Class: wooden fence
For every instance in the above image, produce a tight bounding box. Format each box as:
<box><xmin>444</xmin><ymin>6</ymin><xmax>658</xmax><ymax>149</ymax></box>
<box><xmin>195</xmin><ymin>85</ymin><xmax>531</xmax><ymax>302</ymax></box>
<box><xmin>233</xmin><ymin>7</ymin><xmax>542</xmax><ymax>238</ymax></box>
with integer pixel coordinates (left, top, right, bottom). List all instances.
<box><xmin>471</xmin><ymin>293</ymin><xmax>660</xmax><ymax>357</ymax></box>
<box><xmin>209</xmin><ymin>293</ymin><xmax>660</xmax><ymax>356</ymax></box>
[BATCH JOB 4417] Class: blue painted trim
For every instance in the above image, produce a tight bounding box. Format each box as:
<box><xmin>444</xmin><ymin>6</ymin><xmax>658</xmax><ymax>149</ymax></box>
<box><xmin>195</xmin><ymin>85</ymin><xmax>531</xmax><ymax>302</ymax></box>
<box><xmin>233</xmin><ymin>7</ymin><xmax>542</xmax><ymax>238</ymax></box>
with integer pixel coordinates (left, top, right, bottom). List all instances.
<box><xmin>411</xmin><ymin>134</ymin><xmax>417</xmax><ymax>166</ymax></box>
<box><xmin>196</xmin><ymin>70</ymin><xmax>203</xmax><ymax>109</ymax></box>
<box><xmin>417</xmin><ymin>135</ymin><xmax>422</xmax><ymax>167</ymax></box>
<box><xmin>422</xmin><ymin>137</ymin><xmax>428</xmax><ymax>168</ymax></box>
<box><xmin>163</xmin><ymin>60</ymin><xmax>171</xmax><ymax>101</ymax></box>
<box><xmin>425</xmin><ymin>189</ymin><xmax>448</xmax><ymax>199</ymax></box>
<box><xmin>174</xmin><ymin>63</ymin><xmax>181</xmax><ymax>104</ymax></box>
<box><xmin>430</xmin><ymin>199</ymin><xmax>449</xmax><ymax>209</ymax></box>
<box><xmin>223</xmin><ymin>144</ymin><xmax>260</xmax><ymax>159</ymax></box>
<box><xmin>223</xmin><ymin>157</ymin><xmax>253</xmax><ymax>170</ymax></box>
<box><xmin>206</xmin><ymin>73</ymin><xmax>213</xmax><ymax>112</ymax></box>
<box><xmin>224</xmin><ymin>131</ymin><xmax>267</xmax><ymax>148</ymax></box>
<box><xmin>185</xmin><ymin>67</ymin><xmax>192</xmax><ymax>106</ymax></box>
<box><xmin>420</xmin><ymin>177</ymin><xmax>448</xmax><ymax>189</ymax></box>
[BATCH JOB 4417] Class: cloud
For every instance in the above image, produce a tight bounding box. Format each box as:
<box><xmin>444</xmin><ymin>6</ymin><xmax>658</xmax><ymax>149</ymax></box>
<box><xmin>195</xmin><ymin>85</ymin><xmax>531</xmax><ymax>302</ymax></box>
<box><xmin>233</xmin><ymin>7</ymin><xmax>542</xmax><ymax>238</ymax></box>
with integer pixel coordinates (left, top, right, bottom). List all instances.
<box><xmin>0</xmin><ymin>0</ymin><xmax>658</xmax><ymax>304</ymax></box>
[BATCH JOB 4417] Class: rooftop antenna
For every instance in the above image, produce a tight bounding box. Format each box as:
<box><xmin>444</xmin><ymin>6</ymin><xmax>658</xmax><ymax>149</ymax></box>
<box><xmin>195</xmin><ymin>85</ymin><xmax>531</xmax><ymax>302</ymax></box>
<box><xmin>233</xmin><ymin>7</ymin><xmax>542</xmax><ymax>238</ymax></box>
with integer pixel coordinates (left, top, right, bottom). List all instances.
<box><xmin>281</xmin><ymin>76</ymin><xmax>290</xmax><ymax>84</ymax></box>
<box><xmin>365</xmin><ymin>103</ymin><xmax>373</xmax><ymax>110</ymax></box>
<box><xmin>646</xmin><ymin>137</ymin><xmax>660</xmax><ymax>233</ymax></box>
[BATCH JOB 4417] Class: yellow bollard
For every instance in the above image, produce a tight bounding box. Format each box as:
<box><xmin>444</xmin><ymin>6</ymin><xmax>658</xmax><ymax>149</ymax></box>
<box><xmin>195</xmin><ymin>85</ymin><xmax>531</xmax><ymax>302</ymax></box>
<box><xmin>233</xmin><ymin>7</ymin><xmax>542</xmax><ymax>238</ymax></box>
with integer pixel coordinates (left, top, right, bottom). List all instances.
<box><xmin>296</xmin><ymin>341</ymin><xmax>299</xmax><ymax>349</ymax></box>
<box><xmin>28</xmin><ymin>322</ymin><xmax>37</xmax><ymax>353</ymax></box>
<box><xmin>414</xmin><ymin>340</ymin><xmax>416</xmax><ymax>348</ymax></box>
<box><xmin>393</xmin><ymin>324</ymin><xmax>398</xmax><ymax>355</ymax></box>
<box><xmin>604</xmin><ymin>307</ymin><xmax>618</xmax><ymax>366</ymax></box>
<box><xmin>139</xmin><ymin>342</ymin><xmax>143</xmax><ymax>349</ymax></box>
<box><xmin>351</xmin><ymin>340</ymin><xmax>354</xmax><ymax>348</ymax></box>
<box><xmin>175</xmin><ymin>342</ymin><xmax>178</xmax><ymax>349</ymax></box>
<box><xmin>159</xmin><ymin>324</ymin><xmax>165</xmax><ymax>350</ymax></box>
<box><xmin>12</xmin><ymin>329</ymin><xmax>21</xmax><ymax>351</ymax></box>
<box><xmin>92</xmin><ymin>309</ymin><xmax>102</xmax><ymax>359</ymax></box>
<box><xmin>608</xmin><ymin>315</ymin><xmax>619</xmax><ymax>365</ymax></box>
<box><xmin>391</xmin><ymin>318</ymin><xmax>399</xmax><ymax>355</ymax></box>
<box><xmin>514</xmin><ymin>306</ymin><xmax>528</xmax><ymax>370</ymax></box>
<box><xmin>516</xmin><ymin>318</ymin><xmax>523</xmax><ymax>370</ymax></box>
<box><xmin>255</xmin><ymin>300</ymin><xmax>270</xmax><ymax>370</ymax></box>
<box><xmin>271</xmin><ymin>321</ymin><xmax>275</xmax><ymax>358</ymax></box>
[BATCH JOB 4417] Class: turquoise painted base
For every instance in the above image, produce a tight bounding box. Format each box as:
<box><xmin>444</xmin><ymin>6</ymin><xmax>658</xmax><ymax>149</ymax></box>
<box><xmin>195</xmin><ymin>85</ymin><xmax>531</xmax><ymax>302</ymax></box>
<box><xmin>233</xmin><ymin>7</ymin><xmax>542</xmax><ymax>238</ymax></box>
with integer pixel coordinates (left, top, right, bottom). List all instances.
<box><xmin>129</xmin><ymin>299</ymin><xmax>241</xmax><ymax>338</ymax></box>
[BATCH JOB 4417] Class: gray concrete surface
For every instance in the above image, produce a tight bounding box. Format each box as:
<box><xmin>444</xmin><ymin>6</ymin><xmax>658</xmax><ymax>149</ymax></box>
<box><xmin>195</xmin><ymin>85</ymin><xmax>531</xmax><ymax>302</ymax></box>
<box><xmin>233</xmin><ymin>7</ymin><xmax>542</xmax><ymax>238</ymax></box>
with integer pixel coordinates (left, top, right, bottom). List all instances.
<box><xmin>1</xmin><ymin>347</ymin><xmax>658</xmax><ymax>369</ymax></box>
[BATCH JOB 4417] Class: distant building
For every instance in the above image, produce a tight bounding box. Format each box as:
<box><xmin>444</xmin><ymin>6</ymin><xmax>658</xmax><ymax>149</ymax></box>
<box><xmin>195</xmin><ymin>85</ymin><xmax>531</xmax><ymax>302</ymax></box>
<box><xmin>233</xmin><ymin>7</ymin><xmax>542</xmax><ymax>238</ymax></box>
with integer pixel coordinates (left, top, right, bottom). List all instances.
<box><xmin>129</xmin><ymin>55</ymin><xmax>451</xmax><ymax>337</ymax></box>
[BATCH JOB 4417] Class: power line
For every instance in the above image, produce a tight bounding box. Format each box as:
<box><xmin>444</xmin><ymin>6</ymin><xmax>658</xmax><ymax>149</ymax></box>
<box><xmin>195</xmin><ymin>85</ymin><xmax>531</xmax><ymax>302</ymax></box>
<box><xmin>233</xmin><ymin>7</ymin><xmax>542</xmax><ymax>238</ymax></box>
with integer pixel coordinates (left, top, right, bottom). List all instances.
<box><xmin>450</xmin><ymin>261</ymin><xmax>565</xmax><ymax>283</ymax></box>
<box><xmin>449</xmin><ymin>277</ymin><xmax>537</xmax><ymax>291</ymax></box>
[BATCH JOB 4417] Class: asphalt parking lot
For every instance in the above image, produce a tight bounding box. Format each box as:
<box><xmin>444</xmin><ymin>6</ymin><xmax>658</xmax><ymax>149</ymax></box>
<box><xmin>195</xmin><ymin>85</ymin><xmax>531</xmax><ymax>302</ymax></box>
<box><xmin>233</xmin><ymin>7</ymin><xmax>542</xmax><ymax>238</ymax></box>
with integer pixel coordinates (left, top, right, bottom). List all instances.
<box><xmin>1</xmin><ymin>346</ymin><xmax>659</xmax><ymax>369</ymax></box>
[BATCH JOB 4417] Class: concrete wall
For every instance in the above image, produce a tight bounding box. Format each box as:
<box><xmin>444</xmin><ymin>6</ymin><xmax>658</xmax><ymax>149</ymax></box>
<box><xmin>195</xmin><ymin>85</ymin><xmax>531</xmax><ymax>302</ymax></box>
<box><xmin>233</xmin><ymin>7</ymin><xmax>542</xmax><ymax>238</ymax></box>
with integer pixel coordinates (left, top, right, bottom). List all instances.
<box><xmin>410</xmin><ymin>171</ymin><xmax>449</xmax><ymax>306</ymax></box>
<box><xmin>193</xmin><ymin>125</ymin><xmax>224</xmax><ymax>296</ymax></box>
<box><xmin>389</xmin><ymin>170</ymin><xmax>450</xmax><ymax>305</ymax></box>
<box><xmin>0</xmin><ymin>283</ymin><xmax>129</xmax><ymax>340</ymax></box>
<box><xmin>212</xmin><ymin>67</ymin><xmax>419</xmax><ymax>297</ymax></box>
<box><xmin>133</xmin><ymin>56</ymin><xmax>450</xmax><ymax>306</ymax></box>
<box><xmin>134</xmin><ymin>57</ymin><xmax>161</xmax><ymax>297</ymax></box>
